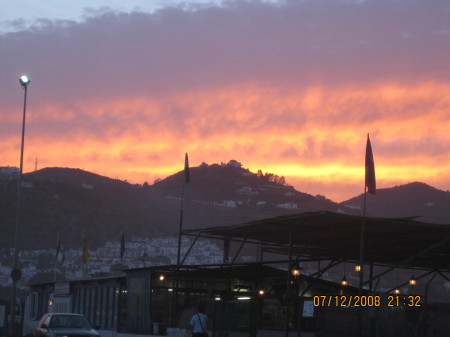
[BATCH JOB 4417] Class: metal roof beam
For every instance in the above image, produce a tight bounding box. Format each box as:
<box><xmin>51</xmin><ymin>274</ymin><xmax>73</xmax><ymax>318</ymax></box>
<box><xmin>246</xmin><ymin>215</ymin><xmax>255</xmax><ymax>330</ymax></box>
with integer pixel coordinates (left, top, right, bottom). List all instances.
<box><xmin>180</xmin><ymin>232</ymin><xmax>201</xmax><ymax>265</ymax></box>
<box><xmin>363</xmin><ymin>235</ymin><xmax>450</xmax><ymax>286</ymax></box>
<box><xmin>231</xmin><ymin>238</ymin><xmax>248</xmax><ymax>265</ymax></box>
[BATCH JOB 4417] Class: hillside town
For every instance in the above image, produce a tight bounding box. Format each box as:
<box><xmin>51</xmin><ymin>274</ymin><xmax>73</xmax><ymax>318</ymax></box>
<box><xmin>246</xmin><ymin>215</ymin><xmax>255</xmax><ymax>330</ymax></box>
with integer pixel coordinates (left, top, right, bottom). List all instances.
<box><xmin>0</xmin><ymin>236</ymin><xmax>224</xmax><ymax>290</ymax></box>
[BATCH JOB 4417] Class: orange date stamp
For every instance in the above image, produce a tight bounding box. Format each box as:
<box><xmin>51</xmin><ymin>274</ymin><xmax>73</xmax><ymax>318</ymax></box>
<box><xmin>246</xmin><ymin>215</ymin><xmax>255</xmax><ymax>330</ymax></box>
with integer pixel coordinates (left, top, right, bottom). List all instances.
<box><xmin>313</xmin><ymin>295</ymin><xmax>421</xmax><ymax>307</ymax></box>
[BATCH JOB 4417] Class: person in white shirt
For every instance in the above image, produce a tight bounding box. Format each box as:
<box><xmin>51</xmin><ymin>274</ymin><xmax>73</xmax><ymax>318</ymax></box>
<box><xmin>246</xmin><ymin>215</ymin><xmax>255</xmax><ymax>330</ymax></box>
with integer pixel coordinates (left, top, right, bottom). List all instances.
<box><xmin>190</xmin><ymin>304</ymin><xmax>208</xmax><ymax>337</ymax></box>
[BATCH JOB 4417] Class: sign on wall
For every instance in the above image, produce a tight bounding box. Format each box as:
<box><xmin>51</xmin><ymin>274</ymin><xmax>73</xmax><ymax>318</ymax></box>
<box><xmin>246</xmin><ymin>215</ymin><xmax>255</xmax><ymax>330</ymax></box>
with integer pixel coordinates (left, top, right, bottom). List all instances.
<box><xmin>302</xmin><ymin>300</ymin><xmax>314</xmax><ymax>317</ymax></box>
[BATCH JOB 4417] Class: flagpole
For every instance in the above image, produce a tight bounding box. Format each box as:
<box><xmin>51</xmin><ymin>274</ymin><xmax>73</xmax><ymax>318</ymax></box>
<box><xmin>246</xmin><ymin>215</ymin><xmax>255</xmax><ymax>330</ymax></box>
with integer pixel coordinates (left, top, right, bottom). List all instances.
<box><xmin>120</xmin><ymin>232</ymin><xmax>125</xmax><ymax>260</ymax></box>
<box><xmin>82</xmin><ymin>231</ymin><xmax>85</xmax><ymax>278</ymax></box>
<box><xmin>358</xmin><ymin>133</ymin><xmax>376</xmax><ymax>337</ymax></box>
<box><xmin>357</xmin><ymin>192</ymin><xmax>366</xmax><ymax>337</ymax></box>
<box><xmin>54</xmin><ymin>236</ymin><xmax>58</xmax><ymax>283</ymax></box>
<box><xmin>176</xmin><ymin>153</ymin><xmax>190</xmax><ymax>267</ymax></box>
<box><xmin>359</xmin><ymin>187</ymin><xmax>367</xmax><ymax>292</ymax></box>
<box><xmin>176</xmin><ymin>182</ymin><xmax>186</xmax><ymax>268</ymax></box>
<box><xmin>82</xmin><ymin>230</ymin><xmax>89</xmax><ymax>278</ymax></box>
<box><xmin>172</xmin><ymin>183</ymin><xmax>185</xmax><ymax>326</ymax></box>
<box><xmin>173</xmin><ymin>153</ymin><xmax>189</xmax><ymax>326</ymax></box>
<box><xmin>359</xmin><ymin>133</ymin><xmax>375</xmax><ymax>290</ymax></box>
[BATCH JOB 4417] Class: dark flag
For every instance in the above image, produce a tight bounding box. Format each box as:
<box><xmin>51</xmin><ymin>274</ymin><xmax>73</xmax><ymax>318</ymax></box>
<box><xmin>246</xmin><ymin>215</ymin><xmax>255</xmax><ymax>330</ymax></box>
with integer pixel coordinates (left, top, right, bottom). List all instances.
<box><xmin>120</xmin><ymin>232</ymin><xmax>125</xmax><ymax>259</ymax></box>
<box><xmin>365</xmin><ymin>134</ymin><xmax>376</xmax><ymax>194</ymax></box>
<box><xmin>82</xmin><ymin>232</ymin><xmax>89</xmax><ymax>264</ymax></box>
<box><xmin>184</xmin><ymin>153</ymin><xmax>190</xmax><ymax>183</ymax></box>
<box><xmin>55</xmin><ymin>237</ymin><xmax>65</xmax><ymax>263</ymax></box>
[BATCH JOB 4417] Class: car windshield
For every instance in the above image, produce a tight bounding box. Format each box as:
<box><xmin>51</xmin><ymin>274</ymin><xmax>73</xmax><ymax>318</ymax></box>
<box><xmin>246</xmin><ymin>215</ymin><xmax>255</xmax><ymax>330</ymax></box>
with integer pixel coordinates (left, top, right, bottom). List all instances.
<box><xmin>49</xmin><ymin>315</ymin><xmax>93</xmax><ymax>329</ymax></box>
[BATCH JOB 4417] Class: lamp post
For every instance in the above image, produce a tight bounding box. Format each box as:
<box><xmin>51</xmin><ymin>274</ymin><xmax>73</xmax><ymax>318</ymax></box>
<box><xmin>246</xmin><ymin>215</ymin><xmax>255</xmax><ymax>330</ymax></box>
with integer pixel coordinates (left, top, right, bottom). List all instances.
<box><xmin>10</xmin><ymin>75</ymin><xmax>30</xmax><ymax>337</ymax></box>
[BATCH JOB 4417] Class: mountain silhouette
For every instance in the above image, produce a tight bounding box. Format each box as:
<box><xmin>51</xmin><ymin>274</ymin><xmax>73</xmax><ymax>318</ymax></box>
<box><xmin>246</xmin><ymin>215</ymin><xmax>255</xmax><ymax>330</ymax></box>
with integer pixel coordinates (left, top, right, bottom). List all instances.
<box><xmin>1</xmin><ymin>163</ymin><xmax>449</xmax><ymax>252</ymax></box>
<box><xmin>340</xmin><ymin>182</ymin><xmax>450</xmax><ymax>224</ymax></box>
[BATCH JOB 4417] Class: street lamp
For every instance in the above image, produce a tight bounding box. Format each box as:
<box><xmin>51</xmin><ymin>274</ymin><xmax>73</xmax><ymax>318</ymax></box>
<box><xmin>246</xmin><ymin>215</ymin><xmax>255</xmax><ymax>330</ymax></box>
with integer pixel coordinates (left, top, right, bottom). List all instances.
<box><xmin>10</xmin><ymin>75</ymin><xmax>30</xmax><ymax>337</ymax></box>
<box><xmin>19</xmin><ymin>75</ymin><xmax>30</xmax><ymax>87</ymax></box>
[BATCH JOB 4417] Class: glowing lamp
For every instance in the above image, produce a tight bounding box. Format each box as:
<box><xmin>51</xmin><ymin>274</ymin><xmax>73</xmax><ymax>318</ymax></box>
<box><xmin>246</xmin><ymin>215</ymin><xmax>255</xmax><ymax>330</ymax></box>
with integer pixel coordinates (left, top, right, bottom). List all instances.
<box><xmin>355</xmin><ymin>265</ymin><xmax>362</xmax><ymax>272</ymax></box>
<box><xmin>291</xmin><ymin>268</ymin><xmax>301</xmax><ymax>278</ymax></box>
<box><xmin>159</xmin><ymin>275</ymin><xmax>165</xmax><ymax>281</ymax></box>
<box><xmin>341</xmin><ymin>277</ymin><xmax>348</xmax><ymax>286</ymax></box>
<box><xmin>19</xmin><ymin>75</ymin><xmax>30</xmax><ymax>87</ymax></box>
<box><xmin>258</xmin><ymin>289</ymin><xmax>265</xmax><ymax>295</ymax></box>
<box><xmin>409</xmin><ymin>278</ymin><xmax>417</xmax><ymax>286</ymax></box>
<box><xmin>394</xmin><ymin>288</ymin><xmax>400</xmax><ymax>295</ymax></box>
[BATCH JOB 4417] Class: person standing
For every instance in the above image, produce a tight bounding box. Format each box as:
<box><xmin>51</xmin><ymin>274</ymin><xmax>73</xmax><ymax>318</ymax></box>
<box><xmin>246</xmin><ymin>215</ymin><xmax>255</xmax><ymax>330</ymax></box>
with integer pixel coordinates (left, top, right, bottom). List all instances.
<box><xmin>190</xmin><ymin>304</ymin><xmax>208</xmax><ymax>337</ymax></box>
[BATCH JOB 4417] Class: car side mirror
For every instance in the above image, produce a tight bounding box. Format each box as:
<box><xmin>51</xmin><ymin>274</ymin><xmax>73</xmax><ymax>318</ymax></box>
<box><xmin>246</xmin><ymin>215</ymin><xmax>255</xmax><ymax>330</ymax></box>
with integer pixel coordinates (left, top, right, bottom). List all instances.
<box><xmin>41</xmin><ymin>324</ymin><xmax>49</xmax><ymax>329</ymax></box>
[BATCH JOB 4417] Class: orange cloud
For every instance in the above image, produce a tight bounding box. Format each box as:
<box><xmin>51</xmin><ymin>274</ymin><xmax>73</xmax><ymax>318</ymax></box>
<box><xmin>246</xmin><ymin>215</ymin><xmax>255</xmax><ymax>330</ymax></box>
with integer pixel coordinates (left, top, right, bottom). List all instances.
<box><xmin>2</xmin><ymin>80</ymin><xmax>447</xmax><ymax>202</ymax></box>
<box><xmin>2</xmin><ymin>1</ymin><xmax>449</xmax><ymax>202</ymax></box>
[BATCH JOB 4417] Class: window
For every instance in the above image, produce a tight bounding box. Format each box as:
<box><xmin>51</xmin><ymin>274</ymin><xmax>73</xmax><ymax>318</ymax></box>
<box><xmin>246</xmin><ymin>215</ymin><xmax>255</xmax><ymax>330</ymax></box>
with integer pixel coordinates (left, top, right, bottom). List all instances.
<box><xmin>43</xmin><ymin>315</ymin><xmax>51</xmax><ymax>327</ymax></box>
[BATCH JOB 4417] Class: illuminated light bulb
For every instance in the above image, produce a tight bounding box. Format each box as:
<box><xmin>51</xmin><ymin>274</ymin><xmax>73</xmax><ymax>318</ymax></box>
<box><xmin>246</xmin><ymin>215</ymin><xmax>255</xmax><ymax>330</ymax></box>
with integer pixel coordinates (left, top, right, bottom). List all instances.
<box><xmin>19</xmin><ymin>75</ymin><xmax>30</xmax><ymax>86</ymax></box>
<box><xmin>291</xmin><ymin>268</ymin><xmax>301</xmax><ymax>277</ymax></box>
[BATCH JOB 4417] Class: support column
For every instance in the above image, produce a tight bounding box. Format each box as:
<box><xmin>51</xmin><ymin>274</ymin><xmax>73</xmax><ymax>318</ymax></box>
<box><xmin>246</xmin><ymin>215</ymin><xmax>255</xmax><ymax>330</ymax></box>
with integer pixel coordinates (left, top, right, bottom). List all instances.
<box><xmin>223</xmin><ymin>239</ymin><xmax>230</xmax><ymax>264</ymax></box>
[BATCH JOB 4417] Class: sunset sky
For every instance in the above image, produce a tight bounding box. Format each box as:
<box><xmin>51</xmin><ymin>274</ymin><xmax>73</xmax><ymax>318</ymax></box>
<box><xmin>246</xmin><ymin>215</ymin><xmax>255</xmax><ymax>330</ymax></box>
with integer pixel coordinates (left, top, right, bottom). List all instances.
<box><xmin>1</xmin><ymin>0</ymin><xmax>449</xmax><ymax>202</ymax></box>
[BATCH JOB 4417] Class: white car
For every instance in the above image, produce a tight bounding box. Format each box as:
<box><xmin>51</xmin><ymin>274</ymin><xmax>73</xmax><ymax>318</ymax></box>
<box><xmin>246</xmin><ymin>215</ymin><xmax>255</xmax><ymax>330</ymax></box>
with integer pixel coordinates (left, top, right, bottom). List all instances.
<box><xmin>34</xmin><ymin>313</ymin><xmax>100</xmax><ymax>337</ymax></box>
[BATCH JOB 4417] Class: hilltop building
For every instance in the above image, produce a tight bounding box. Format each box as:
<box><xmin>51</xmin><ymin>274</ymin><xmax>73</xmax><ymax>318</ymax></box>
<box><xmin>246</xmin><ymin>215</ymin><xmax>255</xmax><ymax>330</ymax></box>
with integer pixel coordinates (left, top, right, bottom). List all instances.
<box><xmin>0</xmin><ymin>166</ymin><xmax>19</xmax><ymax>179</ymax></box>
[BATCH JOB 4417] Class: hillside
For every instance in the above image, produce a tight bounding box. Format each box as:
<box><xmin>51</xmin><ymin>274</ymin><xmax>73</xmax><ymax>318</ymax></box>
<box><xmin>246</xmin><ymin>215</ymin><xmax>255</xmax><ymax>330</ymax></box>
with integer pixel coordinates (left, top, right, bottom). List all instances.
<box><xmin>0</xmin><ymin>163</ymin><xmax>340</xmax><ymax>251</ymax></box>
<box><xmin>1</xmin><ymin>163</ymin><xmax>450</xmax><ymax>301</ymax></box>
<box><xmin>153</xmin><ymin>162</ymin><xmax>339</xmax><ymax>211</ymax></box>
<box><xmin>1</xmin><ymin>164</ymin><xmax>449</xmax><ymax>253</ymax></box>
<box><xmin>0</xmin><ymin>167</ymin><xmax>164</xmax><ymax>250</ymax></box>
<box><xmin>340</xmin><ymin>182</ymin><xmax>450</xmax><ymax>224</ymax></box>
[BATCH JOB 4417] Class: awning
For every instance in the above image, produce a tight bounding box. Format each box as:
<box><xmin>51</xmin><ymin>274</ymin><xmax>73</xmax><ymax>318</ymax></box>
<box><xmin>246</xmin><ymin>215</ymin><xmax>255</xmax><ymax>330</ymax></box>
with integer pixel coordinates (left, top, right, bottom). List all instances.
<box><xmin>183</xmin><ymin>211</ymin><xmax>450</xmax><ymax>271</ymax></box>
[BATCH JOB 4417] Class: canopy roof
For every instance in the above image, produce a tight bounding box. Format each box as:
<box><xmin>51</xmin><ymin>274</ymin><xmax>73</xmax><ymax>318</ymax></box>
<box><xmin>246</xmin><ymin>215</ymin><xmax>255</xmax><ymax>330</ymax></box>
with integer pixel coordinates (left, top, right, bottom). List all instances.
<box><xmin>183</xmin><ymin>211</ymin><xmax>450</xmax><ymax>272</ymax></box>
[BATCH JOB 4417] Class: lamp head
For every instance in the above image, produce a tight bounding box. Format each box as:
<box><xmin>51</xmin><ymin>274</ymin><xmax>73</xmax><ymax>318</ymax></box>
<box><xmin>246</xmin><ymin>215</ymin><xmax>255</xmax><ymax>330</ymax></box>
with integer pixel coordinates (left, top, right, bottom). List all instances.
<box><xmin>19</xmin><ymin>75</ymin><xmax>30</xmax><ymax>87</ymax></box>
<box><xmin>291</xmin><ymin>268</ymin><xmax>301</xmax><ymax>278</ymax></box>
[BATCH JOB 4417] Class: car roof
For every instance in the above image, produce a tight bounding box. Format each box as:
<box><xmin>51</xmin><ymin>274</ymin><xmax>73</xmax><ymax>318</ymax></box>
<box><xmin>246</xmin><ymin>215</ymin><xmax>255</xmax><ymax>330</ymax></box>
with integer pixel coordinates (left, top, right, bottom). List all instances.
<box><xmin>47</xmin><ymin>313</ymin><xmax>85</xmax><ymax>316</ymax></box>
